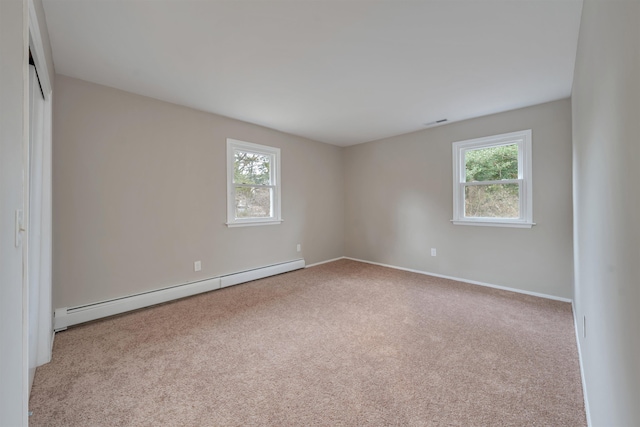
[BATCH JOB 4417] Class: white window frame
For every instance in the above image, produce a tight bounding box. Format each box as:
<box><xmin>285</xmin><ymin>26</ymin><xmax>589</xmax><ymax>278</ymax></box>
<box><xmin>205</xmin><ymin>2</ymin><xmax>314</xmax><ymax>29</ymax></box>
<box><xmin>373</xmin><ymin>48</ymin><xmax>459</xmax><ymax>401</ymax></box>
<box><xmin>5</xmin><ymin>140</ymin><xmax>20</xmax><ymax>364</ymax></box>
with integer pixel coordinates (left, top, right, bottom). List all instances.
<box><xmin>451</xmin><ymin>129</ymin><xmax>534</xmax><ymax>228</ymax></box>
<box><xmin>226</xmin><ymin>138</ymin><xmax>282</xmax><ymax>227</ymax></box>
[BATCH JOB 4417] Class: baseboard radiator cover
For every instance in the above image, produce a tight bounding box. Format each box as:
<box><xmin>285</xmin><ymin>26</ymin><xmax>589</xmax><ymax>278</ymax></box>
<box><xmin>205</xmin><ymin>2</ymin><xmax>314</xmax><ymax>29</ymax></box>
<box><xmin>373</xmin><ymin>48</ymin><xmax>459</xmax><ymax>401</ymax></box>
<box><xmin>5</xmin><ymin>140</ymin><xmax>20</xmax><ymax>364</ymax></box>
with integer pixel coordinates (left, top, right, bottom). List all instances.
<box><xmin>220</xmin><ymin>259</ymin><xmax>305</xmax><ymax>288</ymax></box>
<box><xmin>54</xmin><ymin>259</ymin><xmax>305</xmax><ymax>331</ymax></box>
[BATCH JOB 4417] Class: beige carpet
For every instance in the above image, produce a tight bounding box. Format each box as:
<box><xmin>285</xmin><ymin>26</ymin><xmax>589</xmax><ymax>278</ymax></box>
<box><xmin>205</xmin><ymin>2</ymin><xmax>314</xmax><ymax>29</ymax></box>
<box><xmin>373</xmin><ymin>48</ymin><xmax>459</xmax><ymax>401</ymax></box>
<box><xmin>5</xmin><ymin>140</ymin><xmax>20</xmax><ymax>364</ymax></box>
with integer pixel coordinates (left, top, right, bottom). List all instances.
<box><xmin>29</xmin><ymin>259</ymin><xmax>586</xmax><ymax>426</ymax></box>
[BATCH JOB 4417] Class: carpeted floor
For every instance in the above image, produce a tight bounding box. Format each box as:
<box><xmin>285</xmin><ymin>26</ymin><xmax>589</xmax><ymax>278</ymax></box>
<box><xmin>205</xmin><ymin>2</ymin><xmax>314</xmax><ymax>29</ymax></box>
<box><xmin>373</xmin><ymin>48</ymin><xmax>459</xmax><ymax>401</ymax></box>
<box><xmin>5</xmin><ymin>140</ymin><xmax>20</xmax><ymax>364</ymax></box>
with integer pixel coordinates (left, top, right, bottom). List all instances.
<box><xmin>29</xmin><ymin>259</ymin><xmax>586</xmax><ymax>426</ymax></box>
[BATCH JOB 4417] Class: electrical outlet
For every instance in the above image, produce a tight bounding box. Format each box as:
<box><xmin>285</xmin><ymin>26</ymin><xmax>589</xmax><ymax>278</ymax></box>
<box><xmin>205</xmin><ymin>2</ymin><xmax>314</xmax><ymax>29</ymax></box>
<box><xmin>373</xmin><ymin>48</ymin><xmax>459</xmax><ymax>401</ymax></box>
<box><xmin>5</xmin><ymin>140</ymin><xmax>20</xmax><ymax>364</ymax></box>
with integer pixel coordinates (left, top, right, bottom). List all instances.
<box><xmin>194</xmin><ymin>260</ymin><xmax>201</xmax><ymax>272</ymax></box>
<box><xmin>297</xmin><ymin>243</ymin><xmax>301</xmax><ymax>252</ymax></box>
<box><xmin>431</xmin><ymin>248</ymin><xmax>437</xmax><ymax>257</ymax></box>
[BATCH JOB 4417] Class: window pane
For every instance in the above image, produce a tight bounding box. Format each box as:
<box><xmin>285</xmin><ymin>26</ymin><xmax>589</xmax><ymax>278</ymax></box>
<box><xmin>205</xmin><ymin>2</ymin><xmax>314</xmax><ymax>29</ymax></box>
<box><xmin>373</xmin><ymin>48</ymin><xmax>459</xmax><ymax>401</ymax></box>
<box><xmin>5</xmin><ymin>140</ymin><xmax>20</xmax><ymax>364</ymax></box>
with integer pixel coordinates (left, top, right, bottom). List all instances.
<box><xmin>234</xmin><ymin>151</ymin><xmax>271</xmax><ymax>185</ymax></box>
<box><xmin>235</xmin><ymin>186</ymin><xmax>272</xmax><ymax>218</ymax></box>
<box><xmin>465</xmin><ymin>183</ymin><xmax>519</xmax><ymax>218</ymax></box>
<box><xmin>465</xmin><ymin>144</ymin><xmax>518</xmax><ymax>182</ymax></box>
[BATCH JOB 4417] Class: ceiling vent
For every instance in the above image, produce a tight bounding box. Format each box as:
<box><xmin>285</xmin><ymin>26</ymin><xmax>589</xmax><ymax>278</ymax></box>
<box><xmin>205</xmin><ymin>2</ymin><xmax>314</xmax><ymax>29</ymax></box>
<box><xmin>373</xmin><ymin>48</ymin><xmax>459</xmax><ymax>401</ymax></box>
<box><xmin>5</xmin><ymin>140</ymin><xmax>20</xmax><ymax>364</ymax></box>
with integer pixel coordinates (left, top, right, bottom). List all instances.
<box><xmin>424</xmin><ymin>119</ymin><xmax>448</xmax><ymax>128</ymax></box>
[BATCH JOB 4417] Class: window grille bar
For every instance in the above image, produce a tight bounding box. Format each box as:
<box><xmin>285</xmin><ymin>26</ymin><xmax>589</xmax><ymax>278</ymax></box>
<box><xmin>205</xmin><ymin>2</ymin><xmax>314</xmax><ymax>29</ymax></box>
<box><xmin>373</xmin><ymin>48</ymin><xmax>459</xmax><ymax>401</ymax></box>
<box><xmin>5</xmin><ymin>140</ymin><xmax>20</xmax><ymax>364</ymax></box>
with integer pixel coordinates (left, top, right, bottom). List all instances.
<box><xmin>233</xmin><ymin>183</ymin><xmax>276</xmax><ymax>189</ymax></box>
<box><xmin>462</xmin><ymin>179</ymin><xmax>521</xmax><ymax>186</ymax></box>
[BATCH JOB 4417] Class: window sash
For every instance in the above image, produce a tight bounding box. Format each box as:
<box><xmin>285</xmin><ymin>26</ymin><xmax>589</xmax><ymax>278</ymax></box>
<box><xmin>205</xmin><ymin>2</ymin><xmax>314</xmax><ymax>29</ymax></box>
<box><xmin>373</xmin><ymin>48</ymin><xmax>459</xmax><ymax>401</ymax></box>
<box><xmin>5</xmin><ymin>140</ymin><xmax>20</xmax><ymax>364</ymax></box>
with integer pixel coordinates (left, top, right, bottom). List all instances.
<box><xmin>232</xmin><ymin>150</ymin><xmax>274</xmax><ymax>186</ymax></box>
<box><xmin>461</xmin><ymin>181</ymin><xmax>523</xmax><ymax>220</ymax></box>
<box><xmin>233</xmin><ymin>186</ymin><xmax>274</xmax><ymax>219</ymax></box>
<box><xmin>462</xmin><ymin>143</ymin><xmax>521</xmax><ymax>183</ymax></box>
<box><xmin>232</xmin><ymin>156</ymin><xmax>276</xmax><ymax>219</ymax></box>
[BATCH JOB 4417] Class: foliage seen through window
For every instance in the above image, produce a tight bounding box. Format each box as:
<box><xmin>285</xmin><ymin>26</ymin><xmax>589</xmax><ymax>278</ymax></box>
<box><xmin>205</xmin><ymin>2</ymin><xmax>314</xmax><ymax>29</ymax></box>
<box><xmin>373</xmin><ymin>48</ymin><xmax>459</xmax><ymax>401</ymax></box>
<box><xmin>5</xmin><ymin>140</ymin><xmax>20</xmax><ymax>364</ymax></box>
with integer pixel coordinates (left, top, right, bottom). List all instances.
<box><xmin>234</xmin><ymin>151</ymin><xmax>272</xmax><ymax>219</ymax></box>
<box><xmin>464</xmin><ymin>144</ymin><xmax>519</xmax><ymax>218</ymax></box>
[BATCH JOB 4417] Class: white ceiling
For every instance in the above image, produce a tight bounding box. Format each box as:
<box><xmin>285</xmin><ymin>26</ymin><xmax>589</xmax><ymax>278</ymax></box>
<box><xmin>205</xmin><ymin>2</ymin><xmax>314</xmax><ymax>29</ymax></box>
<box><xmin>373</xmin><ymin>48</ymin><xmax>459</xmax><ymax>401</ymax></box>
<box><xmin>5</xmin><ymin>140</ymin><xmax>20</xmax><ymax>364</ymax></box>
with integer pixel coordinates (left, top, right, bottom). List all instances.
<box><xmin>42</xmin><ymin>0</ymin><xmax>583</xmax><ymax>147</ymax></box>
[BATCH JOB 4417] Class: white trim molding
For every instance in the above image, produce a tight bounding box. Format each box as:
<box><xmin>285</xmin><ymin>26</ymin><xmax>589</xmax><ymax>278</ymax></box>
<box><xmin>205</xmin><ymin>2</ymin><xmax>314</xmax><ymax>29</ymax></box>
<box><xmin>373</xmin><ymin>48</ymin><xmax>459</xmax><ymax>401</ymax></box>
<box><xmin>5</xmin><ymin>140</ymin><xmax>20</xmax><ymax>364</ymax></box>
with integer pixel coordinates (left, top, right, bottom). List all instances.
<box><xmin>343</xmin><ymin>257</ymin><xmax>572</xmax><ymax>303</ymax></box>
<box><xmin>450</xmin><ymin>219</ymin><xmax>536</xmax><ymax>228</ymax></box>
<box><xmin>305</xmin><ymin>257</ymin><xmax>345</xmax><ymax>268</ymax></box>
<box><xmin>572</xmin><ymin>301</ymin><xmax>592</xmax><ymax>426</ymax></box>
<box><xmin>28</xmin><ymin>0</ymin><xmax>52</xmax><ymax>97</ymax></box>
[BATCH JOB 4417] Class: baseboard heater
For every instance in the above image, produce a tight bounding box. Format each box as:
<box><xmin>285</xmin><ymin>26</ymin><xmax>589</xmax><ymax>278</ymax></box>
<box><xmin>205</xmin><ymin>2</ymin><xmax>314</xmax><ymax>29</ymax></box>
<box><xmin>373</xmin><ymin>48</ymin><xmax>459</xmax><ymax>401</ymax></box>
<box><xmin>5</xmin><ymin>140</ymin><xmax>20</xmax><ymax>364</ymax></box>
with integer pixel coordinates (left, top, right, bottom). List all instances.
<box><xmin>54</xmin><ymin>258</ymin><xmax>305</xmax><ymax>331</ymax></box>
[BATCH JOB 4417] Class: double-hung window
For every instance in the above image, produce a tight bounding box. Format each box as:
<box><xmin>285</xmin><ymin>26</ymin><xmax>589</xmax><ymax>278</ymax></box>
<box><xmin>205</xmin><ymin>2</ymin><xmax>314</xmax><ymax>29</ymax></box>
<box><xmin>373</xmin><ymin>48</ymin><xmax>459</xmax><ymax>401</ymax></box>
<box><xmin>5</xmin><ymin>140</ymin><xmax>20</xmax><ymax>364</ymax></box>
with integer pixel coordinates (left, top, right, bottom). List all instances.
<box><xmin>452</xmin><ymin>130</ymin><xmax>533</xmax><ymax>228</ymax></box>
<box><xmin>226</xmin><ymin>139</ymin><xmax>282</xmax><ymax>227</ymax></box>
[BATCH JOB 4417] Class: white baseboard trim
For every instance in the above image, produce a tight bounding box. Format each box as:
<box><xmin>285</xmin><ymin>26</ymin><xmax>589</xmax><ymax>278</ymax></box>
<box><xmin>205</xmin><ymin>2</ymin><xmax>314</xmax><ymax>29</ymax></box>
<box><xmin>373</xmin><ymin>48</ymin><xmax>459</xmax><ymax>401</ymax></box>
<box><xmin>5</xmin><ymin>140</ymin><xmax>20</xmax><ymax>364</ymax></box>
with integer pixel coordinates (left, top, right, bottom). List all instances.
<box><xmin>343</xmin><ymin>257</ymin><xmax>573</xmax><ymax>303</ymax></box>
<box><xmin>54</xmin><ymin>259</ymin><xmax>305</xmax><ymax>331</ymax></box>
<box><xmin>305</xmin><ymin>257</ymin><xmax>345</xmax><ymax>268</ymax></box>
<box><xmin>572</xmin><ymin>301</ymin><xmax>592</xmax><ymax>426</ymax></box>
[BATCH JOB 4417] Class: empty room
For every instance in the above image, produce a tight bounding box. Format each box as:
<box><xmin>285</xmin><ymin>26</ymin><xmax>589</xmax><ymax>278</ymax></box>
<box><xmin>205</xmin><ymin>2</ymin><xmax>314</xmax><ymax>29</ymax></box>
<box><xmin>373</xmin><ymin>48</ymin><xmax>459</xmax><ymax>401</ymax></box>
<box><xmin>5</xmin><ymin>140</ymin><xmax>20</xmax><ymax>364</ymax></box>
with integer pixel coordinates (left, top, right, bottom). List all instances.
<box><xmin>1</xmin><ymin>0</ymin><xmax>638</xmax><ymax>426</ymax></box>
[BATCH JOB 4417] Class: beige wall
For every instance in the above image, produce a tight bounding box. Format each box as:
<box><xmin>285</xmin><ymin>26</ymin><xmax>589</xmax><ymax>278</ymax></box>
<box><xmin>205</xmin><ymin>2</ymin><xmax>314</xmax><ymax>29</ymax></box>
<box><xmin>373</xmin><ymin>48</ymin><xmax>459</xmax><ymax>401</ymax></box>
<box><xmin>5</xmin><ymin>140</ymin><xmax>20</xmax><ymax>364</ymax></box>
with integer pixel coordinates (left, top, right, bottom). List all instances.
<box><xmin>54</xmin><ymin>79</ymin><xmax>575</xmax><ymax>306</ymax></box>
<box><xmin>53</xmin><ymin>75</ymin><xmax>344</xmax><ymax>308</ymax></box>
<box><xmin>0</xmin><ymin>1</ymin><xmax>28</xmax><ymax>424</ymax></box>
<box><xmin>344</xmin><ymin>99</ymin><xmax>574</xmax><ymax>299</ymax></box>
<box><xmin>572</xmin><ymin>0</ymin><xmax>640</xmax><ymax>424</ymax></box>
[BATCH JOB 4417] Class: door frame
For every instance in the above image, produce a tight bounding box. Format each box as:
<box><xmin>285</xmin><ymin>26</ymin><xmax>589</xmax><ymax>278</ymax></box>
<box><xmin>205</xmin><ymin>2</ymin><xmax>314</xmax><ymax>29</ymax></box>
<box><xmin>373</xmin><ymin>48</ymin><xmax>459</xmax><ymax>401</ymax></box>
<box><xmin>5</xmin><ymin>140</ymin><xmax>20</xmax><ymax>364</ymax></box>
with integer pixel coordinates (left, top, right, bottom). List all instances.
<box><xmin>23</xmin><ymin>0</ymin><xmax>53</xmax><ymax>414</ymax></box>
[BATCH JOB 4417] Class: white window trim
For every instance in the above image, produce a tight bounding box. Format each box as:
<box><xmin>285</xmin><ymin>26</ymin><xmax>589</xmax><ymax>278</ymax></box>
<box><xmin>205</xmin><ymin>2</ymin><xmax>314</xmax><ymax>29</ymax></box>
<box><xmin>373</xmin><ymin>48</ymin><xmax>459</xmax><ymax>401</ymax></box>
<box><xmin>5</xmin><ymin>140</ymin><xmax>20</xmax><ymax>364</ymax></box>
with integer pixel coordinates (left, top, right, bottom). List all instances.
<box><xmin>451</xmin><ymin>130</ymin><xmax>534</xmax><ymax>228</ymax></box>
<box><xmin>226</xmin><ymin>138</ymin><xmax>282</xmax><ymax>227</ymax></box>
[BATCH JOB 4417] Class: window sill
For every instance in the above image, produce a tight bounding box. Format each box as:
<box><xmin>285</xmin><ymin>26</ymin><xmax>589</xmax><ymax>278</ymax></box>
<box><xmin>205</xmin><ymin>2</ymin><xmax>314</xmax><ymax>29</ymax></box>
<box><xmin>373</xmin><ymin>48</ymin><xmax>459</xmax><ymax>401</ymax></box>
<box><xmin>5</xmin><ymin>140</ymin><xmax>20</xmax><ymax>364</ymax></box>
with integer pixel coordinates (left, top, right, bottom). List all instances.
<box><xmin>451</xmin><ymin>220</ymin><xmax>535</xmax><ymax>228</ymax></box>
<box><xmin>226</xmin><ymin>219</ymin><xmax>283</xmax><ymax>228</ymax></box>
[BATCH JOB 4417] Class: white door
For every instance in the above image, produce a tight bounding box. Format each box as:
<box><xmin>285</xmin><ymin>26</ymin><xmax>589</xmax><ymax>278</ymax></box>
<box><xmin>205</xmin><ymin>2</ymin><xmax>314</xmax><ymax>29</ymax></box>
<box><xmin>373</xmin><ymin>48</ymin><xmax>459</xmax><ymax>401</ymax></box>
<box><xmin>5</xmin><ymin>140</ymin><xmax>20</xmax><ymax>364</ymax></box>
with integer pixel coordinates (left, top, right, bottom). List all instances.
<box><xmin>28</xmin><ymin>64</ymin><xmax>52</xmax><ymax>392</ymax></box>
